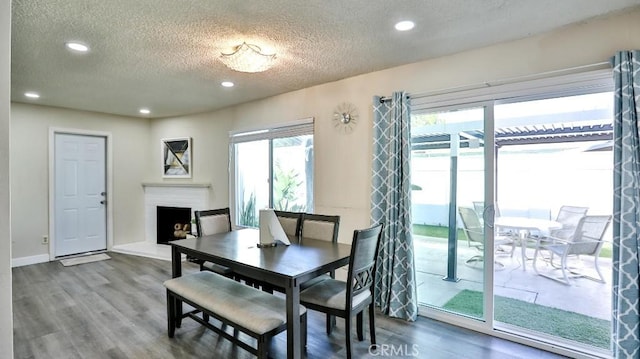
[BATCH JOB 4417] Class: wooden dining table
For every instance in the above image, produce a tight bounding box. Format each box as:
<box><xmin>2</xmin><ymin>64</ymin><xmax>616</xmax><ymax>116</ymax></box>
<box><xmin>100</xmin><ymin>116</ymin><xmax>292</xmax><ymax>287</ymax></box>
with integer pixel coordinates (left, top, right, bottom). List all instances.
<box><xmin>169</xmin><ymin>228</ymin><xmax>352</xmax><ymax>359</ymax></box>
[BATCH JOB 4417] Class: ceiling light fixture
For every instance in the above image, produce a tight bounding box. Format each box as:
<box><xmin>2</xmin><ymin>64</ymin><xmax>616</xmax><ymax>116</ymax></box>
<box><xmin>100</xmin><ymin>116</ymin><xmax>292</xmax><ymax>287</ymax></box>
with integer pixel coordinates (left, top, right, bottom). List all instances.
<box><xmin>65</xmin><ymin>41</ymin><xmax>90</xmax><ymax>53</ymax></box>
<box><xmin>24</xmin><ymin>92</ymin><xmax>40</xmax><ymax>99</ymax></box>
<box><xmin>219</xmin><ymin>42</ymin><xmax>276</xmax><ymax>73</ymax></box>
<box><xmin>221</xmin><ymin>81</ymin><xmax>234</xmax><ymax>88</ymax></box>
<box><xmin>395</xmin><ymin>20</ymin><xmax>415</xmax><ymax>31</ymax></box>
<box><xmin>139</xmin><ymin>108</ymin><xmax>150</xmax><ymax>115</ymax></box>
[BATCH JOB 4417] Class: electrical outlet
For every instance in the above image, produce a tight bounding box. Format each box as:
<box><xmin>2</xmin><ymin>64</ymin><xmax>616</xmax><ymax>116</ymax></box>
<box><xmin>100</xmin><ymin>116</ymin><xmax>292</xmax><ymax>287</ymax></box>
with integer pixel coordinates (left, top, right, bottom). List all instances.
<box><xmin>42</xmin><ymin>235</ymin><xmax>49</xmax><ymax>244</ymax></box>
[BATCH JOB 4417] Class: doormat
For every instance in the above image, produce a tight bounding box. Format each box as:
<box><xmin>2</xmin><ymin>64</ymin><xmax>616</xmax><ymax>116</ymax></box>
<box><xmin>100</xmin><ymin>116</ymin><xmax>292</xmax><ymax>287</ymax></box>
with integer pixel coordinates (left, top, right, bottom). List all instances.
<box><xmin>60</xmin><ymin>253</ymin><xmax>111</xmax><ymax>267</ymax></box>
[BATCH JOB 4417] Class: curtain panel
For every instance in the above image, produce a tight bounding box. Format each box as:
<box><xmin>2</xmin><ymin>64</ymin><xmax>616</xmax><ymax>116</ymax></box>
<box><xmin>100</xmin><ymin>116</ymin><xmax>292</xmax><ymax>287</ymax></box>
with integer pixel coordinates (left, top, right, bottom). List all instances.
<box><xmin>612</xmin><ymin>50</ymin><xmax>640</xmax><ymax>358</ymax></box>
<box><xmin>371</xmin><ymin>92</ymin><xmax>418</xmax><ymax>321</ymax></box>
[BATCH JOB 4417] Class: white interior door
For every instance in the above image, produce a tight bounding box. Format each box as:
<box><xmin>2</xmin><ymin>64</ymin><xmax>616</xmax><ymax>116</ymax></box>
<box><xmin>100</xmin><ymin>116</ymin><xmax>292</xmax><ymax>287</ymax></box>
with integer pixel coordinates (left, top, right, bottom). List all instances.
<box><xmin>54</xmin><ymin>133</ymin><xmax>107</xmax><ymax>257</ymax></box>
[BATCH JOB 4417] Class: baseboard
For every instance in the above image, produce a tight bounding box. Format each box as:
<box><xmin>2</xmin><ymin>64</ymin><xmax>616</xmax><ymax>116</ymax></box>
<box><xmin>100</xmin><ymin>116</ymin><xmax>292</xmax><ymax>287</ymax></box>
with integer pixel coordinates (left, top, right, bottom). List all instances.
<box><xmin>12</xmin><ymin>254</ymin><xmax>50</xmax><ymax>268</ymax></box>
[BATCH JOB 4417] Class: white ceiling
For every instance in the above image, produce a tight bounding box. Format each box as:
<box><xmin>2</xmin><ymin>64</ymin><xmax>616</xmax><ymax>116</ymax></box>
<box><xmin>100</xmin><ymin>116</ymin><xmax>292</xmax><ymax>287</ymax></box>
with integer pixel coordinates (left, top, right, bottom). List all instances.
<box><xmin>11</xmin><ymin>0</ymin><xmax>640</xmax><ymax>119</ymax></box>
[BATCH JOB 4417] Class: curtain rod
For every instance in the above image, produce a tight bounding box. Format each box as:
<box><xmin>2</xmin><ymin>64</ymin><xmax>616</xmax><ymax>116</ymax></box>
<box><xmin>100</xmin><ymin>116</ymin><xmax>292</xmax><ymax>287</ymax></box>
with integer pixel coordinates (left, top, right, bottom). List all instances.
<box><xmin>408</xmin><ymin>61</ymin><xmax>610</xmax><ymax>100</ymax></box>
<box><xmin>379</xmin><ymin>95</ymin><xmax>410</xmax><ymax>103</ymax></box>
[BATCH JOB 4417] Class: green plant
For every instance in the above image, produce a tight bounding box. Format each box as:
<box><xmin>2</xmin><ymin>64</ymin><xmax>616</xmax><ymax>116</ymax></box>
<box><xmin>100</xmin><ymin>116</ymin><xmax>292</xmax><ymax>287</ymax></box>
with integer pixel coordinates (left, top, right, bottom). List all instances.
<box><xmin>273</xmin><ymin>161</ymin><xmax>304</xmax><ymax>211</ymax></box>
<box><xmin>239</xmin><ymin>192</ymin><xmax>258</xmax><ymax>227</ymax></box>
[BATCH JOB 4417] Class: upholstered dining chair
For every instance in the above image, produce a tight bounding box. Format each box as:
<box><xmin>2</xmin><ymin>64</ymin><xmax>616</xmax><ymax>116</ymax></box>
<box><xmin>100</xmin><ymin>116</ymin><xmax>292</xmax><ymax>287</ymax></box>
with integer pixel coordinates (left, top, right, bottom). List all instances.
<box><xmin>299</xmin><ymin>223</ymin><xmax>383</xmax><ymax>359</ymax></box>
<box><xmin>274</xmin><ymin>210</ymin><xmax>303</xmax><ymax>244</ymax></box>
<box><xmin>270</xmin><ymin>213</ymin><xmax>340</xmax><ymax>333</ymax></box>
<box><xmin>194</xmin><ymin>208</ymin><xmax>234</xmax><ymax>277</ymax></box>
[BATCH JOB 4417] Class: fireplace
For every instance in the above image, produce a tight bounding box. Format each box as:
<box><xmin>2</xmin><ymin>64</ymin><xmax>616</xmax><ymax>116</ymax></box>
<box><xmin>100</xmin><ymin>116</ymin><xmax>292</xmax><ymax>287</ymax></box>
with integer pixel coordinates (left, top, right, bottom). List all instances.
<box><xmin>110</xmin><ymin>183</ymin><xmax>209</xmax><ymax>261</ymax></box>
<box><xmin>157</xmin><ymin>206</ymin><xmax>192</xmax><ymax>244</ymax></box>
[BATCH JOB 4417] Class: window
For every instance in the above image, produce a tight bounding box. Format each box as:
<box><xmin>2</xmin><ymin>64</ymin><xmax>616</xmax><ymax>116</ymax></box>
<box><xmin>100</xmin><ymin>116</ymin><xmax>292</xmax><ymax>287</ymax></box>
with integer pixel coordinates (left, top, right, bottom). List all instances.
<box><xmin>230</xmin><ymin>119</ymin><xmax>314</xmax><ymax>227</ymax></box>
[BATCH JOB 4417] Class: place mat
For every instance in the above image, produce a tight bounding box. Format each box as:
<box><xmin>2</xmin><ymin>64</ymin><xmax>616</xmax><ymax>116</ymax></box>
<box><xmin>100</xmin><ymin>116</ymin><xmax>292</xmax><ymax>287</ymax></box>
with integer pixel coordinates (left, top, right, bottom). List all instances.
<box><xmin>60</xmin><ymin>253</ymin><xmax>111</xmax><ymax>267</ymax></box>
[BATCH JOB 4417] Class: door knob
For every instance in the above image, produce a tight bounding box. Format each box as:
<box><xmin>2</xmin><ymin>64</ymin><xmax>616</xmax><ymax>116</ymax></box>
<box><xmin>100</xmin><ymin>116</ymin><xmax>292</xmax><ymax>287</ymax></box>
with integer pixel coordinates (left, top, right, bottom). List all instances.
<box><xmin>100</xmin><ymin>200</ymin><xmax>106</xmax><ymax>205</ymax></box>
<box><xmin>101</xmin><ymin>192</ymin><xmax>106</xmax><ymax>196</ymax></box>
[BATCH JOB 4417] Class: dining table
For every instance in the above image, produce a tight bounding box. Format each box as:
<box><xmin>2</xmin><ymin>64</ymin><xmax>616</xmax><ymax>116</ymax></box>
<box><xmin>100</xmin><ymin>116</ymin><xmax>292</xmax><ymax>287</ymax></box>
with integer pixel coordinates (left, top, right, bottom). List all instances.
<box><xmin>169</xmin><ymin>228</ymin><xmax>352</xmax><ymax>359</ymax></box>
<box><xmin>494</xmin><ymin>216</ymin><xmax>562</xmax><ymax>270</ymax></box>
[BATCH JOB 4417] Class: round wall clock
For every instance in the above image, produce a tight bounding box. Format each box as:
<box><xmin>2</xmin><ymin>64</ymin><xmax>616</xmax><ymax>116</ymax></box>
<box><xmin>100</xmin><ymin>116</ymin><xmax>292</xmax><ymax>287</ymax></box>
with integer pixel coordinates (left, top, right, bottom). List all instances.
<box><xmin>333</xmin><ymin>102</ymin><xmax>358</xmax><ymax>134</ymax></box>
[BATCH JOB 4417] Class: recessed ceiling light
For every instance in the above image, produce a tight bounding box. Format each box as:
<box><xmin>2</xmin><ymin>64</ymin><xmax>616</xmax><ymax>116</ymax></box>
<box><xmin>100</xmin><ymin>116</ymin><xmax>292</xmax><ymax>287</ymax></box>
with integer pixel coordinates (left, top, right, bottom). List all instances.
<box><xmin>139</xmin><ymin>108</ymin><xmax>151</xmax><ymax>115</ymax></box>
<box><xmin>221</xmin><ymin>81</ymin><xmax>234</xmax><ymax>88</ymax></box>
<box><xmin>395</xmin><ymin>20</ymin><xmax>415</xmax><ymax>31</ymax></box>
<box><xmin>65</xmin><ymin>41</ymin><xmax>90</xmax><ymax>53</ymax></box>
<box><xmin>24</xmin><ymin>92</ymin><xmax>40</xmax><ymax>99</ymax></box>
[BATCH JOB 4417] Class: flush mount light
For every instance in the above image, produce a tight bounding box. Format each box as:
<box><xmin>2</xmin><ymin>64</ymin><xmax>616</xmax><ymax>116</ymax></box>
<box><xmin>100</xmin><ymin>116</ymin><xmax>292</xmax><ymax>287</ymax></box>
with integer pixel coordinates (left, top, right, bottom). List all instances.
<box><xmin>221</xmin><ymin>81</ymin><xmax>234</xmax><ymax>88</ymax></box>
<box><xmin>139</xmin><ymin>108</ymin><xmax>151</xmax><ymax>115</ymax></box>
<box><xmin>220</xmin><ymin>42</ymin><xmax>276</xmax><ymax>73</ymax></box>
<box><xmin>395</xmin><ymin>20</ymin><xmax>415</xmax><ymax>31</ymax></box>
<box><xmin>65</xmin><ymin>41</ymin><xmax>90</xmax><ymax>53</ymax></box>
<box><xmin>24</xmin><ymin>92</ymin><xmax>40</xmax><ymax>99</ymax></box>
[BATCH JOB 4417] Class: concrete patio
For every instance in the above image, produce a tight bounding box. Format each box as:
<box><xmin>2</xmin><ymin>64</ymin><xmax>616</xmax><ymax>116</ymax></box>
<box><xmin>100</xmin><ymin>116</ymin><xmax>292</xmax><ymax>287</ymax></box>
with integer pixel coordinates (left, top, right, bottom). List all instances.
<box><xmin>415</xmin><ymin>235</ymin><xmax>612</xmax><ymax>321</ymax></box>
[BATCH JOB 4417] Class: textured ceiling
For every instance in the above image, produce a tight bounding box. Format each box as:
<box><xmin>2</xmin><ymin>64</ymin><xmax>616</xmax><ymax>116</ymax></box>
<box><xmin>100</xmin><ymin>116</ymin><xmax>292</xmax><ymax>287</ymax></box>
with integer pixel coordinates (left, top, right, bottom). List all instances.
<box><xmin>11</xmin><ymin>0</ymin><xmax>640</xmax><ymax>118</ymax></box>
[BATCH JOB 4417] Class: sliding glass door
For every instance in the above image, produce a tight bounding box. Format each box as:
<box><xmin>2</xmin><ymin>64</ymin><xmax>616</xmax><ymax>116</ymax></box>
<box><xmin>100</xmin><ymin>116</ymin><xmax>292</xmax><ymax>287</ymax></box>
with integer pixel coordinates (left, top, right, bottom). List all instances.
<box><xmin>412</xmin><ymin>105</ymin><xmax>493</xmax><ymax>320</ymax></box>
<box><xmin>411</xmin><ymin>80</ymin><xmax>614</xmax><ymax>357</ymax></box>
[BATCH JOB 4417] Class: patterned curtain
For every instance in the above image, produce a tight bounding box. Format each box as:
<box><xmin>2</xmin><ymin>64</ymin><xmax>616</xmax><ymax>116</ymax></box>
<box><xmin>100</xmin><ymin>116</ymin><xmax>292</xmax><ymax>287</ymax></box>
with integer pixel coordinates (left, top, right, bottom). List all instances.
<box><xmin>612</xmin><ymin>50</ymin><xmax>640</xmax><ymax>358</ymax></box>
<box><xmin>371</xmin><ymin>91</ymin><xmax>418</xmax><ymax>321</ymax></box>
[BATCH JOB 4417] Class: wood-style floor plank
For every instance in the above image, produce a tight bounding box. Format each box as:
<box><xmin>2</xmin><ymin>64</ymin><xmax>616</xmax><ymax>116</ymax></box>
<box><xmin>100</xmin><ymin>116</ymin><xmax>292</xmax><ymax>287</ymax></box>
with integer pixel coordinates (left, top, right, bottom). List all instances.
<box><xmin>12</xmin><ymin>252</ymin><xmax>567</xmax><ymax>358</ymax></box>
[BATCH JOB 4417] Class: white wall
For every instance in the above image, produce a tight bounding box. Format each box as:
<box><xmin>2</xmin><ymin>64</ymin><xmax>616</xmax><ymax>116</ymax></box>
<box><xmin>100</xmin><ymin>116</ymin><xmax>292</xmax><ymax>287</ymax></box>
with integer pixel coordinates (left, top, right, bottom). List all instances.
<box><xmin>0</xmin><ymin>0</ymin><xmax>12</xmax><ymax>356</ymax></box>
<box><xmin>10</xmin><ymin>104</ymin><xmax>151</xmax><ymax>259</ymax></box>
<box><xmin>149</xmin><ymin>109</ymin><xmax>233</xmax><ymax>208</ymax></box>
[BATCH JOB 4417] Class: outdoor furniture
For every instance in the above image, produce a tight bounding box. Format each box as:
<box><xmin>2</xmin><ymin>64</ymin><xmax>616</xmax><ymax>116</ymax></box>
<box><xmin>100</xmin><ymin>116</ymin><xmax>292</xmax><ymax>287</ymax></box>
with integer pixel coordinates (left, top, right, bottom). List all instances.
<box><xmin>549</xmin><ymin>205</ymin><xmax>589</xmax><ymax>240</ymax></box>
<box><xmin>494</xmin><ymin>216</ymin><xmax>562</xmax><ymax>270</ymax></box>
<box><xmin>532</xmin><ymin>215</ymin><xmax>612</xmax><ymax>285</ymax></box>
<box><xmin>458</xmin><ymin>207</ymin><xmax>515</xmax><ymax>266</ymax></box>
<box><xmin>169</xmin><ymin>228</ymin><xmax>352</xmax><ymax>359</ymax></box>
<box><xmin>299</xmin><ymin>223</ymin><xmax>383</xmax><ymax>359</ymax></box>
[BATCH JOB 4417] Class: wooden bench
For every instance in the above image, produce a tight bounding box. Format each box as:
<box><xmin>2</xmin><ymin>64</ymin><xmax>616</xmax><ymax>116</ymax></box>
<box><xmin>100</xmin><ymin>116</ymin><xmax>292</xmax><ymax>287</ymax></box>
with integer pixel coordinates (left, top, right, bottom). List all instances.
<box><xmin>164</xmin><ymin>271</ymin><xmax>306</xmax><ymax>359</ymax></box>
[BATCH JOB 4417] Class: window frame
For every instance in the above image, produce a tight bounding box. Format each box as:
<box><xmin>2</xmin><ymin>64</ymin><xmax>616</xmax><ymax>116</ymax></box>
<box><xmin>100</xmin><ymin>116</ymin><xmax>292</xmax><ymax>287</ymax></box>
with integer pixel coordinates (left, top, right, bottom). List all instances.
<box><xmin>229</xmin><ymin>118</ymin><xmax>314</xmax><ymax>227</ymax></box>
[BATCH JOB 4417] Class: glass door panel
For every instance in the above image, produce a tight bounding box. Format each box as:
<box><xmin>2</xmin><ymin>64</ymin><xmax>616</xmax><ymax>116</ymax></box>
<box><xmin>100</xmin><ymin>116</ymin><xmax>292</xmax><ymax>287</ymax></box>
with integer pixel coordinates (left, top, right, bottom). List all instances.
<box><xmin>412</xmin><ymin>106</ymin><xmax>487</xmax><ymax>320</ymax></box>
<box><xmin>272</xmin><ymin>135</ymin><xmax>314</xmax><ymax>212</ymax></box>
<box><xmin>493</xmin><ymin>92</ymin><xmax>613</xmax><ymax>353</ymax></box>
<box><xmin>235</xmin><ymin>140</ymin><xmax>269</xmax><ymax>227</ymax></box>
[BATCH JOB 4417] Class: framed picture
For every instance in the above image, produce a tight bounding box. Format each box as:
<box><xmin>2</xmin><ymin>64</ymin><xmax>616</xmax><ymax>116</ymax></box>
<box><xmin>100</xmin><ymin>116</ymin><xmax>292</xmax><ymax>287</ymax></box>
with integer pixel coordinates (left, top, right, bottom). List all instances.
<box><xmin>162</xmin><ymin>137</ymin><xmax>191</xmax><ymax>178</ymax></box>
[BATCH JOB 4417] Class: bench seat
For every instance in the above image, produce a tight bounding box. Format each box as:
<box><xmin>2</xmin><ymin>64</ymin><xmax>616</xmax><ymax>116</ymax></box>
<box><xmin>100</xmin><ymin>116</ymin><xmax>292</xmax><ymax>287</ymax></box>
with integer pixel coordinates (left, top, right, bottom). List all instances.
<box><xmin>164</xmin><ymin>271</ymin><xmax>306</xmax><ymax>358</ymax></box>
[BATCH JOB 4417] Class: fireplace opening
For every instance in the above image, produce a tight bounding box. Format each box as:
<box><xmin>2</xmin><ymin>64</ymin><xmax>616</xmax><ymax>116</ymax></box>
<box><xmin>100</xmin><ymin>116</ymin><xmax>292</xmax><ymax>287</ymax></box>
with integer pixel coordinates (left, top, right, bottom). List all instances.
<box><xmin>157</xmin><ymin>206</ymin><xmax>192</xmax><ymax>244</ymax></box>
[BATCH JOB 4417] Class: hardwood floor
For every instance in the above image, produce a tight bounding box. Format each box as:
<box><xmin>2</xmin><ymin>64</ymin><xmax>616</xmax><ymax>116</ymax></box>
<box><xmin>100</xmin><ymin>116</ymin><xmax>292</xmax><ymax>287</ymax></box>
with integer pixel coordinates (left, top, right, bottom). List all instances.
<box><xmin>12</xmin><ymin>252</ymin><xmax>566</xmax><ymax>358</ymax></box>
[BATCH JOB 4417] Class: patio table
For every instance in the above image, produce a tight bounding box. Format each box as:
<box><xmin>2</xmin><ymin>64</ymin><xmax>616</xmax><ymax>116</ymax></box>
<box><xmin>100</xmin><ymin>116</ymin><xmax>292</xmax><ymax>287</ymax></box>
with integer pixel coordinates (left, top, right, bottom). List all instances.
<box><xmin>494</xmin><ymin>217</ymin><xmax>562</xmax><ymax>270</ymax></box>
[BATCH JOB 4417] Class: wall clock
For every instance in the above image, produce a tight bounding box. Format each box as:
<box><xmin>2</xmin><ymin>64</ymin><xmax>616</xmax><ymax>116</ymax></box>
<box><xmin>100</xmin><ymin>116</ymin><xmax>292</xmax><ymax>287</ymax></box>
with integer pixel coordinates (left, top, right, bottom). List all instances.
<box><xmin>333</xmin><ymin>102</ymin><xmax>358</xmax><ymax>134</ymax></box>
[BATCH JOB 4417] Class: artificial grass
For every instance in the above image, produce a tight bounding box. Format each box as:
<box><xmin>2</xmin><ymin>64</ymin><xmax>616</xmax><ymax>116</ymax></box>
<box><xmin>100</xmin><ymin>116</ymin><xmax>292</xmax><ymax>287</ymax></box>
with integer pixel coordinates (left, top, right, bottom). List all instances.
<box><xmin>443</xmin><ymin>289</ymin><xmax>611</xmax><ymax>349</ymax></box>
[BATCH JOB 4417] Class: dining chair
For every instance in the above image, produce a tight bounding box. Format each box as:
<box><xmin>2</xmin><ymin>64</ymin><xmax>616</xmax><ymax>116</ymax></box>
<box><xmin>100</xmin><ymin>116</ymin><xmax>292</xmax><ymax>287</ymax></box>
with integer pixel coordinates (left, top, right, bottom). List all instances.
<box><xmin>532</xmin><ymin>215</ymin><xmax>611</xmax><ymax>285</ymax></box>
<box><xmin>299</xmin><ymin>213</ymin><xmax>341</xmax><ymax>281</ymax></box>
<box><xmin>194</xmin><ymin>208</ymin><xmax>234</xmax><ymax>277</ymax></box>
<box><xmin>274</xmin><ymin>210</ymin><xmax>303</xmax><ymax>244</ymax></box>
<box><xmin>458</xmin><ymin>206</ymin><xmax>515</xmax><ymax>266</ymax></box>
<box><xmin>298</xmin><ymin>213</ymin><xmax>341</xmax><ymax>333</ymax></box>
<box><xmin>300</xmin><ymin>223</ymin><xmax>383</xmax><ymax>359</ymax></box>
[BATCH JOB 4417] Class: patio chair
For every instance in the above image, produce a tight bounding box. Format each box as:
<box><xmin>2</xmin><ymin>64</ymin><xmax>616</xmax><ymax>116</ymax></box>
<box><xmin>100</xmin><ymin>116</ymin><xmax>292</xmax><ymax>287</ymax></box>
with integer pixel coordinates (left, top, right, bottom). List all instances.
<box><xmin>458</xmin><ymin>206</ymin><xmax>515</xmax><ymax>266</ymax></box>
<box><xmin>550</xmin><ymin>205</ymin><xmax>589</xmax><ymax>240</ymax></box>
<box><xmin>532</xmin><ymin>215</ymin><xmax>611</xmax><ymax>285</ymax></box>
